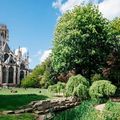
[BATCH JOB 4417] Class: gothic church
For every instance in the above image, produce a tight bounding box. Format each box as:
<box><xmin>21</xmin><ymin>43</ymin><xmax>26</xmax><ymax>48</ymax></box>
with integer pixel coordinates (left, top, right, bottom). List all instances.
<box><xmin>0</xmin><ymin>24</ymin><xmax>29</xmax><ymax>86</ymax></box>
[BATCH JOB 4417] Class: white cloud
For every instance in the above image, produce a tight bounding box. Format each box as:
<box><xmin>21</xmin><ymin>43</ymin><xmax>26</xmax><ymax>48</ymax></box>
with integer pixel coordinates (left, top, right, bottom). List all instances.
<box><xmin>15</xmin><ymin>47</ymin><xmax>27</xmax><ymax>56</ymax></box>
<box><xmin>53</xmin><ymin>0</ymin><xmax>83</xmax><ymax>14</ymax></box>
<box><xmin>52</xmin><ymin>0</ymin><xmax>62</xmax><ymax>9</ymax></box>
<box><xmin>52</xmin><ymin>0</ymin><xmax>120</xmax><ymax>20</ymax></box>
<box><xmin>40</xmin><ymin>49</ymin><xmax>52</xmax><ymax>63</ymax></box>
<box><xmin>34</xmin><ymin>50</ymin><xmax>42</xmax><ymax>57</ymax></box>
<box><xmin>99</xmin><ymin>0</ymin><xmax>120</xmax><ymax>20</ymax></box>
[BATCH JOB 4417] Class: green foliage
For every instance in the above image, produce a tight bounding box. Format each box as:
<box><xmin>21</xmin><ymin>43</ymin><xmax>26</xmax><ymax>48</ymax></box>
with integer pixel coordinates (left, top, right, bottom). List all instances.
<box><xmin>103</xmin><ymin>101</ymin><xmax>120</xmax><ymax>120</ymax></box>
<box><xmin>48</xmin><ymin>82</ymin><xmax>65</xmax><ymax>93</ymax></box>
<box><xmin>52</xmin><ymin>4</ymin><xmax>118</xmax><ymax>79</ymax></box>
<box><xmin>52</xmin><ymin>100</ymin><xmax>102</xmax><ymax>120</ymax></box>
<box><xmin>89</xmin><ymin>80</ymin><xmax>117</xmax><ymax>99</ymax></box>
<box><xmin>21</xmin><ymin>78</ymin><xmax>36</xmax><ymax>88</ymax></box>
<box><xmin>73</xmin><ymin>84</ymin><xmax>88</xmax><ymax>99</ymax></box>
<box><xmin>111</xmin><ymin>17</ymin><xmax>120</xmax><ymax>35</ymax></box>
<box><xmin>91</xmin><ymin>74</ymin><xmax>104</xmax><ymax>82</ymax></box>
<box><xmin>21</xmin><ymin>57</ymin><xmax>55</xmax><ymax>88</ymax></box>
<box><xmin>52</xmin><ymin>100</ymin><xmax>120</xmax><ymax>120</ymax></box>
<box><xmin>65</xmin><ymin>74</ymin><xmax>89</xmax><ymax>97</ymax></box>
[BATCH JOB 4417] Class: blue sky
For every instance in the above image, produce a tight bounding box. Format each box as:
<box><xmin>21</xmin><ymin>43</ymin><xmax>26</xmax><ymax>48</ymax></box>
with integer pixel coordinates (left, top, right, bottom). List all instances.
<box><xmin>0</xmin><ymin>0</ymin><xmax>120</xmax><ymax>68</ymax></box>
<box><xmin>0</xmin><ymin>0</ymin><xmax>58</xmax><ymax>68</ymax></box>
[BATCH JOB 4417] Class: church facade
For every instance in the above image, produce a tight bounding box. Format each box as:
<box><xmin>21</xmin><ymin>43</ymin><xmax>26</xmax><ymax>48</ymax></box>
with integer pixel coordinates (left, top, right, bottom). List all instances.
<box><xmin>0</xmin><ymin>24</ymin><xmax>29</xmax><ymax>86</ymax></box>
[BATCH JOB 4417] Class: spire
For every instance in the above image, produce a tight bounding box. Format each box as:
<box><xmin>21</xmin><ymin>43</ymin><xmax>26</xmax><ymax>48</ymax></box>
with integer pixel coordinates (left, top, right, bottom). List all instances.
<box><xmin>18</xmin><ymin>46</ymin><xmax>22</xmax><ymax>60</ymax></box>
<box><xmin>13</xmin><ymin>49</ymin><xmax>15</xmax><ymax>54</ymax></box>
<box><xmin>27</xmin><ymin>51</ymin><xmax>29</xmax><ymax>59</ymax></box>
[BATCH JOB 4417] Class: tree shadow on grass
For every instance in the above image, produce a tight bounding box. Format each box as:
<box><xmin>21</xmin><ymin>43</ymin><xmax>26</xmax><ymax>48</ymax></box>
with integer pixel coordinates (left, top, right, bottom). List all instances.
<box><xmin>0</xmin><ymin>94</ymin><xmax>48</xmax><ymax>111</ymax></box>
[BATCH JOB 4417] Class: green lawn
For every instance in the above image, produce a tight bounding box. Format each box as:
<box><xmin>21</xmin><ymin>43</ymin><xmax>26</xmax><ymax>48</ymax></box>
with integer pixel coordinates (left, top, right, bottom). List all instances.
<box><xmin>0</xmin><ymin>87</ymin><xmax>52</xmax><ymax>111</ymax></box>
<box><xmin>0</xmin><ymin>114</ymin><xmax>36</xmax><ymax>120</ymax></box>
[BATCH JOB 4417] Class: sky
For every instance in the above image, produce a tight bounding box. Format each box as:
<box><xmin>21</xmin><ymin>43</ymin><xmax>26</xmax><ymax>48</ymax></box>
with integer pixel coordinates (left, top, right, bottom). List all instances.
<box><xmin>0</xmin><ymin>0</ymin><xmax>120</xmax><ymax>69</ymax></box>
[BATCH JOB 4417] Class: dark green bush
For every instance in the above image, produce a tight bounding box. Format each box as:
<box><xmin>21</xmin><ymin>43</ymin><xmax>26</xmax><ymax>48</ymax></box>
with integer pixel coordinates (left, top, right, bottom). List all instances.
<box><xmin>89</xmin><ymin>80</ymin><xmax>116</xmax><ymax>99</ymax></box>
<box><xmin>65</xmin><ymin>74</ymin><xmax>89</xmax><ymax>97</ymax></box>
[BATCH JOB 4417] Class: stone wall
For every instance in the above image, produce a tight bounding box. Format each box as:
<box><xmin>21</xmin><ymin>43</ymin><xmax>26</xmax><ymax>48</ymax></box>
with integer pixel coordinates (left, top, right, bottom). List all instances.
<box><xmin>3</xmin><ymin>97</ymin><xmax>80</xmax><ymax>115</ymax></box>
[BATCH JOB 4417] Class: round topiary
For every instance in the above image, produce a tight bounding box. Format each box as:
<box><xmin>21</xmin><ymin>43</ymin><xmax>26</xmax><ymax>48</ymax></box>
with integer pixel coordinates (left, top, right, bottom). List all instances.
<box><xmin>89</xmin><ymin>80</ymin><xmax>117</xmax><ymax>99</ymax></box>
<box><xmin>65</xmin><ymin>74</ymin><xmax>89</xmax><ymax>97</ymax></box>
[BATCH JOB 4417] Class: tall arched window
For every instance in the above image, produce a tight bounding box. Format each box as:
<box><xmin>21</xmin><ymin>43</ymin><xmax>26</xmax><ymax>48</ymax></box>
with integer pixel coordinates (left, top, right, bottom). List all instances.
<box><xmin>20</xmin><ymin>63</ymin><xmax>25</xmax><ymax>69</ymax></box>
<box><xmin>8</xmin><ymin>67</ymin><xmax>14</xmax><ymax>83</ymax></box>
<box><xmin>16</xmin><ymin>68</ymin><xmax>18</xmax><ymax>84</ymax></box>
<box><xmin>4</xmin><ymin>53</ymin><xmax>9</xmax><ymax>61</ymax></box>
<box><xmin>2</xmin><ymin>66</ymin><xmax>6</xmax><ymax>83</ymax></box>
<box><xmin>20</xmin><ymin>71</ymin><xmax>24</xmax><ymax>84</ymax></box>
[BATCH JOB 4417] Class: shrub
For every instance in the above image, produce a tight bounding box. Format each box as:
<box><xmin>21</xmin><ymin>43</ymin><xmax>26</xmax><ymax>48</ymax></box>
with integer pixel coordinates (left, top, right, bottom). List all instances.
<box><xmin>73</xmin><ymin>84</ymin><xmax>88</xmax><ymax>99</ymax></box>
<box><xmin>21</xmin><ymin>57</ymin><xmax>56</xmax><ymax>88</ymax></box>
<box><xmin>65</xmin><ymin>74</ymin><xmax>89</xmax><ymax>97</ymax></box>
<box><xmin>48</xmin><ymin>82</ymin><xmax>65</xmax><ymax>93</ymax></box>
<box><xmin>21</xmin><ymin>75</ymin><xmax>39</xmax><ymax>88</ymax></box>
<box><xmin>89</xmin><ymin>80</ymin><xmax>117</xmax><ymax>99</ymax></box>
<box><xmin>91</xmin><ymin>74</ymin><xmax>104</xmax><ymax>82</ymax></box>
<box><xmin>57</xmin><ymin>82</ymin><xmax>66</xmax><ymax>93</ymax></box>
<box><xmin>48</xmin><ymin>85</ymin><xmax>58</xmax><ymax>93</ymax></box>
<box><xmin>103</xmin><ymin>101</ymin><xmax>120</xmax><ymax>120</ymax></box>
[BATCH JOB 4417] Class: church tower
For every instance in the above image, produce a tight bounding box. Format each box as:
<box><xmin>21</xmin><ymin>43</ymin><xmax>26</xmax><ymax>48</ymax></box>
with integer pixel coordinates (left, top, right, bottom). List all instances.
<box><xmin>0</xmin><ymin>24</ymin><xmax>9</xmax><ymax>50</ymax></box>
<box><xmin>0</xmin><ymin>24</ymin><xmax>30</xmax><ymax>87</ymax></box>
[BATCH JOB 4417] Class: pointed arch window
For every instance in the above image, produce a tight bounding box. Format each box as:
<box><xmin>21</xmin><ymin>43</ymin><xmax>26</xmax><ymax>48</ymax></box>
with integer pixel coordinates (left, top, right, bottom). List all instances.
<box><xmin>8</xmin><ymin>67</ymin><xmax>14</xmax><ymax>83</ymax></box>
<box><xmin>2</xmin><ymin>66</ymin><xmax>6</xmax><ymax>83</ymax></box>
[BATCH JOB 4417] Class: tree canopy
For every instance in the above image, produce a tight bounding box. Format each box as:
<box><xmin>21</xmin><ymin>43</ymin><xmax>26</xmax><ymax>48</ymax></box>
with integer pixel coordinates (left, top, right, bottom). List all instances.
<box><xmin>52</xmin><ymin>4</ymin><xmax>119</xmax><ymax>79</ymax></box>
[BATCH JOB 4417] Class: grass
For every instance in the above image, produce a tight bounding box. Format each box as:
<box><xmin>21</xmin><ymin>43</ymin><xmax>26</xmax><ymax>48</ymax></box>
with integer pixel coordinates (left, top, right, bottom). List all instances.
<box><xmin>0</xmin><ymin>87</ymin><xmax>52</xmax><ymax>111</ymax></box>
<box><xmin>52</xmin><ymin>99</ymin><xmax>101</xmax><ymax>120</ymax></box>
<box><xmin>52</xmin><ymin>100</ymin><xmax>120</xmax><ymax>120</ymax></box>
<box><xmin>103</xmin><ymin>101</ymin><xmax>120</xmax><ymax>120</ymax></box>
<box><xmin>0</xmin><ymin>87</ymin><xmax>52</xmax><ymax>96</ymax></box>
<box><xmin>0</xmin><ymin>94</ymin><xmax>48</xmax><ymax>111</ymax></box>
<box><xmin>0</xmin><ymin>113</ymin><xmax>36</xmax><ymax>120</ymax></box>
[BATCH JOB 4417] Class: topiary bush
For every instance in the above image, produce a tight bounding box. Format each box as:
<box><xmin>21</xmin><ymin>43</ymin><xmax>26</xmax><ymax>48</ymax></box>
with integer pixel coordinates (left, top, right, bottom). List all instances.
<box><xmin>65</xmin><ymin>74</ymin><xmax>89</xmax><ymax>97</ymax></box>
<box><xmin>89</xmin><ymin>80</ymin><xmax>117</xmax><ymax>99</ymax></box>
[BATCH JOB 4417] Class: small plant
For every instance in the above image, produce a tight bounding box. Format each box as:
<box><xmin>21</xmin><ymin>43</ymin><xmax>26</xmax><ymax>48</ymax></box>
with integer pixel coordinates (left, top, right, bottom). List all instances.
<box><xmin>89</xmin><ymin>80</ymin><xmax>117</xmax><ymax>99</ymax></box>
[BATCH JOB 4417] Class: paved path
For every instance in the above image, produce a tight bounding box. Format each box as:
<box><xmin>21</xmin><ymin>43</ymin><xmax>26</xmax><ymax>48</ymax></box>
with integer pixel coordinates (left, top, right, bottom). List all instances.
<box><xmin>95</xmin><ymin>104</ymin><xmax>105</xmax><ymax>112</ymax></box>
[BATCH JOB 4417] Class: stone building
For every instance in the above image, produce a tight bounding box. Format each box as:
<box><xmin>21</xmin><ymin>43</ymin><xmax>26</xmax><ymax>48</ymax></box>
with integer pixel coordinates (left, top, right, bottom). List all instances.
<box><xmin>0</xmin><ymin>24</ymin><xmax>29</xmax><ymax>86</ymax></box>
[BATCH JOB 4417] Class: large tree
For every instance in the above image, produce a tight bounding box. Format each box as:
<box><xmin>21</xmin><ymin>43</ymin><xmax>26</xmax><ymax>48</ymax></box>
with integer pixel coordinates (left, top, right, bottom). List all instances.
<box><xmin>102</xmin><ymin>17</ymin><xmax>120</xmax><ymax>85</ymax></box>
<box><xmin>111</xmin><ymin>17</ymin><xmax>120</xmax><ymax>35</ymax></box>
<box><xmin>52</xmin><ymin>4</ymin><xmax>118</xmax><ymax>79</ymax></box>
